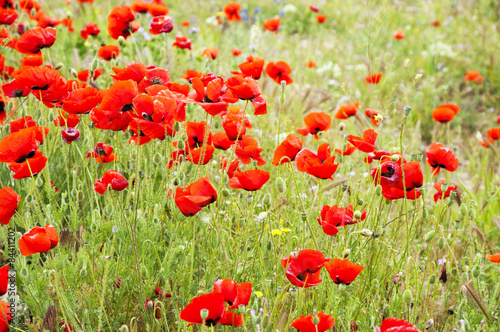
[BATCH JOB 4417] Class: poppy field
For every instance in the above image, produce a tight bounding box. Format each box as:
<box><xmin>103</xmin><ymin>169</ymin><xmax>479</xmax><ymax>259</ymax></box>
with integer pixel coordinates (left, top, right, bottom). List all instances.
<box><xmin>1</xmin><ymin>0</ymin><xmax>500</xmax><ymax>331</ymax></box>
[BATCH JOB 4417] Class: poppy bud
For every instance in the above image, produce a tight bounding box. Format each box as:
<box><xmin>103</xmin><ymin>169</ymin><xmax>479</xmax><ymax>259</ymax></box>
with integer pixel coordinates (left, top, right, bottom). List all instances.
<box><xmin>357</xmin><ymin>199</ymin><xmax>364</xmax><ymax>206</ymax></box>
<box><xmin>174</xmin><ymin>121</ymin><xmax>182</xmax><ymax>132</ymax></box>
<box><xmin>420</xmin><ymin>187</ymin><xmax>425</xmax><ymax>196</ymax></box>
<box><xmin>171</xmin><ymin>177</ymin><xmax>180</xmax><ymax>186</ymax></box>
<box><xmin>55</xmin><ymin>63</ymin><xmax>64</xmax><ymax>70</ymax></box>
<box><xmin>77</xmin><ymin>191</ymin><xmax>84</xmax><ymax>202</ymax></box>
<box><xmin>344</xmin><ymin>249</ymin><xmax>351</xmax><ymax>258</ymax></box>
<box><xmin>178</xmin><ymin>172</ymin><xmax>185</xmax><ymax>181</ymax></box>
<box><xmin>262</xmin><ymin>314</ymin><xmax>270</xmax><ymax>328</ymax></box>
<box><xmin>441</xmin><ymin>182</ymin><xmax>448</xmax><ymax>192</ymax></box>
<box><xmin>91</xmin><ymin>58</ymin><xmax>99</xmax><ymax>72</ymax></box>
<box><xmin>422</xmin><ymin>208</ymin><xmax>428</xmax><ymax>219</ymax></box>
<box><xmin>341</xmin><ymin>184</ymin><xmax>348</xmax><ymax>192</ymax></box>
<box><xmin>339</xmin><ymin>122</ymin><xmax>346</xmax><ymax>131</ymax></box>
<box><xmin>403</xmin><ymin>289</ymin><xmax>412</xmax><ymax>305</ymax></box>
<box><xmin>375</xmin><ymin>185</ymin><xmax>382</xmax><ymax>196</ymax></box>
<box><xmin>119</xmin><ymin>325</ymin><xmax>129</xmax><ymax>332</ymax></box>
<box><xmin>429</xmin><ymin>274</ymin><xmax>436</xmax><ymax>284</ymax></box>
<box><xmin>222</xmin><ymin>188</ymin><xmax>230</xmax><ymax>197</ymax></box>
<box><xmin>36</xmin><ymin>177</ymin><xmax>44</xmax><ymax>187</ymax></box>
<box><xmin>469</xmin><ymin>209</ymin><xmax>476</xmax><ymax>219</ymax></box>
<box><xmin>426</xmin><ymin>319</ymin><xmax>434</xmax><ymax>330</ymax></box>
<box><xmin>62</xmin><ymin>128</ymin><xmax>81</xmax><ymax>144</ymax></box>
<box><xmin>404</xmin><ymin>106</ymin><xmax>411</xmax><ymax>117</ymax></box>
<box><xmin>360</xmin><ymin>228</ymin><xmax>373</xmax><ymax>237</ymax></box>
<box><xmin>262</xmin><ymin>193</ymin><xmax>271</xmax><ymax>207</ymax></box>
<box><xmin>118</xmin><ymin>36</ymin><xmax>126</xmax><ymax>46</ymax></box>
<box><xmin>472</xmin><ymin>266</ymin><xmax>480</xmax><ymax>278</ymax></box>
<box><xmin>69</xmin><ymin>67</ymin><xmax>78</xmax><ymax>78</ymax></box>
<box><xmin>238</xmin><ymin>304</ymin><xmax>245</xmax><ymax>314</ymax></box>
<box><xmin>390</xmin><ymin>154</ymin><xmax>399</xmax><ymax>162</ymax></box>
<box><xmin>438</xmin><ymin>237</ymin><xmax>445</xmax><ymax>250</ymax></box>
<box><xmin>276</xmin><ymin>177</ymin><xmax>286</xmax><ymax>193</ymax></box>
<box><xmin>353</xmin><ymin>210</ymin><xmax>362</xmax><ymax>219</ymax></box>
<box><xmin>301</xmin><ymin>213</ymin><xmax>307</xmax><ymax>221</ymax></box>
<box><xmin>312</xmin><ymin>315</ymin><xmax>320</xmax><ymax>325</ymax></box>
<box><xmin>80</xmin><ymin>269</ymin><xmax>87</xmax><ymax>277</ymax></box>
<box><xmin>105</xmin><ymin>204</ymin><xmax>114</xmax><ymax>216</ymax></box>
<box><xmin>449</xmin><ymin>190</ymin><xmax>457</xmax><ymax>200</ymax></box>
<box><xmin>424</xmin><ymin>230</ymin><xmax>435</xmax><ymax>242</ymax></box>
<box><xmin>177</xmin><ymin>140</ymin><xmax>185</xmax><ymax>150</ymax></box>
<box><xmin>290</xmin><ymin>288</ymin><xmax>297</xmax><ymax>297</ymax></box>
<box><xmin>460</xmin><ymin>203</ymin><xmax>467</xmax><ymax>215</ymax></box>
<box><xmin>153</xmin><ymin>153</ymin><xmax>162</xmax><ymax>164</ymax></box>
<box><xmin>30</xmin><ymin>7</ymin><xmax>36</xmax><ymax>16</ymax></box>
<box><xmin>2</xmin><ymin>38</ymin><xmax>8</xmax><ymax>45</ymax></box>
<box><xmin>266</xmin><ymin>241</ymin><xmax>272</xmax><ymax>251</ymax></box>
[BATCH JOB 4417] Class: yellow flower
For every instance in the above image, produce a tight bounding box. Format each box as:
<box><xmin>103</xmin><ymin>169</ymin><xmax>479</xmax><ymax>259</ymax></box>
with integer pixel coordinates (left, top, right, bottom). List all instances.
<box><xmin>254</xmin><ymin>291</ymin><xmax>263</xmax><ymax>298</ymax></box>
<box><xmin>279</xmin><ymin>219</ymin><xmax>284</xmax><ymax>223</ymax></box>
<box><xmin>272</xmin><ymin>229</ymin><xmax>283</xmax><ymax>236</ymax></box>
<box><xmin>265</xmin><ymin>224</ymin><xmax>269</xmax><ymax>230</ymax></box>
<box><xmin>232</xmin><ymin>203</ymin><xmax>236</xmax><ymax>206</ymax></box>
<box><xmin>281</xmin><ymin>228</ymin><xmax>291</xmax><ymax>233</ymax></box>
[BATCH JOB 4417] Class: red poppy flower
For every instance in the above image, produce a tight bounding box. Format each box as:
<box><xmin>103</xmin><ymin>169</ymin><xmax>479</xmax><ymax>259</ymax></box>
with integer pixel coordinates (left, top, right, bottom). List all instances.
<box><xmin>334</xmin><ymin>143</ymin><xmax>356</xmax><ymax>156</ymax></box>
<box><xmin>183</xmin><ymin>121</ymin><xmax>212</xmax><ymax>149</ymax></box>
<box><xmin>0</xmin><ymin>9</ymin><xmax>17</xmax><ymax>25</ymax></box>
<box><xmin>0</xmin><ymin>95</ymin><xmax>14</xmax><ymax>125</ymax></box>
<box><xmin>15</xmin><ymin>27</ymin><xmax>56</xmax><ymax>55</ymax></box>
<box><xmin>305</xmin><ymin>60</ymin><xmax>316</xmax><ymax>68</ymax></box>
<box><xmin>291</xmin><ymin>312</ymin><xmax>335</xmax><ymax>332</ymax></box>
<box><xmin>232</xmin><ymin>55</ymin><xmax>265</xmax><ymax>80</ymax></box>
<box><xmin>219</xmin><ymin>311</ymin><xmax>244</xmax><ymax>326</ymax></box>
<box><xmin>281</xmin><ymin>249</ymin><xmax>330</xmax><ymax>288</ymax></box>
<box><xmin>235</xmin><ymin>135</ymin><xmax>266</xmax><ymax>166</ymax></box>
<box><xmin>380</xmin><ymin>318</ymin><xmax>421</xmax><ymax>332</ymax></box>
<box><xmin>229</xmin><ymin>169</ymin><xmax>270</xmax><ymax>191</ymax></box>
<box><xmin>265</xmin><ymin>61</ymin><xmax>293</xmax><ymax>85</ymax></box>
<box><xmin>61</xmin><ymin>127</ymin><xmax>80</xmax><ymax>144</ymax></box>
<box><xmin>86</xmin><ymin>143</ymin><xmax>118</xmax><ymax>164</ymax></box>
<box><xmin>180</xmin><ymin>292</ymin><xmax>225</xmax><ymax>327</ymax></box>
<box><xmin>310</xmin><ymin>5</ymin><xmax>320</xmax><ymax>12</ymax></box>
<box><xmin>111</xmin><ymin>62</ymin><xmax>146</xmax><ymax>82</ymax></box>
<box><xmin>94</xmin><ymin>170</ymin><xmax>129</xmax><ymax>194</ymax></box>
<box><xmin>63</xmin><ymin>87</ymin><xmax>103</xmax><ymax>114</ymax></box>
<box><xmin>318</xmin><ymin>204</ymin><xmax>366</xmax><ymax>236</ymax></box>
<box><xmin>137</xmin><ymin>66</ymin><xmax>171</xmax><ymax>92</ymax></box>
<box><xmin>213</xmin><ymin>279</ymin><xmax>251</xmax><ymax>309</ymax></box>
<box><xmin>296</xmin><ymin>143</ymin><xmax>339</xmax><ymax>180</ymax></box>
<box><xmin>0</xmin><ymin>128</ymin><xmax>39</xmax><ymax>163</ymax></box>
<box><xmin>130</xmin><ymin>0</ymin><xmax>150</xmax><ymax>13</ymax></box>
<box><xmin>432</xmin><ymin>104</ymin><xmax>459</xmax><ymax>123</ymax></box>
<box><xmin>371</xmin><ymin>160</ymin><xmax>423</xmax><ymax>200</ymax></box>
<box><xmin>0</xmin><ymin>300</ymin><xmax>11</xmax><ymax>331</ymax></box>
<box><xmin>77</xmin><ymin>68</ymin><xmax>103</xmax><ymax>82</ymax></box>
<box><xmin>364</xmin><ymin>109</ymin><xmax>380</xmax><ymax>126</ymax></box>
<box><xmin>21</xmin><ymin>54</ymin><xmax>44</xmax><ymax>67</ymax></box>
<box><xmin>3</xmin><ymin>66</ymin><xmax>65</xmax><ymax>102</ymax></box>
<box><xmin>107</xmin><ymin>6</ymin><xmax>140</xmax><ymax>40</ymax></box>
<box><xmin>324</xmin><ymin>258</ymin><xmax>364</xmax><ymax>285</ymax></box>
<box><xmin>220</xmin><ymin>157</ymin><xmax>240</xmax><ymax>178</ymax></box>
<box><xmin>221</xmin><ymin>106</ymin><xmax>252</xmax><ymax>141</ymax></box>
<box><xmin>189</xmin><ymin>76</ymin><xmax>231</xmax><ymax>116</ymax></box>
<box><xmin>297</xmin><ymin>112</ymin><xmax>331</xmax><ymax>139</ymax></box>
<box><xmin>80</xmin><ymin>22</ymin><xmax>100</xmax><ymax>40</ymax></box>
<box><xmin>231</xmin><ymin>48</ymin><xmax>242</xmax><ymax>56</ymax></box>
<box><xmin>9</xmin><ymin>116</ymin><xmax>36</xmax><ymax>133</ymax></box>
<box><xmin>149</xmin><ymin>3</ymin><xmax>169</xmax><ymax>16</ymax></box>
<box><xmin>316</xmin><ymin>15</ymin><xmax>326</xmax><ymax>23</ymax></box>
<box><xmin>426</xmin><ymin>142</ymin><xmax>459</xmax><ymax>175</ymax></box>
<box><xmin>33</xmin><ymin>11</ymin><xmax>62</xmax><ymax>29</ymax></box>
<box><xmin>172</xmin><ymin>35</ymin><xmax>192</xmax><ymax>50</ymax></box>
<box><xmin>53</xmin><ymin>110</ymin><xmax>80</xmax><ymax>127</ymax></box>
<box><xmin>186</xmin><ymin>144</ymin><xmax>215</xmax><ymax>165</ymax></box>
<box><xmin>347</xmin><ymin>129</ymin><xmax>377</xmax><ymax>153</ymax></box>
<box><xmin>214</xmin><ymin>132</ymin><xmax>235</xmax><ymax>150</ymax></box>
<box><xmin>174</xmin><ymin>177</ymin><xmax>217</xmax><ymax>217</ymax></box>
<box><xmin>0</xmin><ymin>187</ymin><xmax>20</xmax><ymax>225</ymax></box>
<box><xmin>393</xmin><ymin>30</ymin><xmax>405</xmax><ymax>39</ymax></box>
<box><xmin>365</xmin><ymin>73</ymin><xmax>382</xmax><ymax>84</ymax></box>
<box><xmin>223</xmin><ymin>2</ymin><xmax>241</xmax><ymax>22</ymax></box>
<box><xmin>202</xmin><ymin>47</ymin><xmax>219</xmax><ymax>59</ymax></box>
<box><xmin>19</xmin><ymin>223</ymin><xmax>58</xmax><ymax>256</ymax></box>
<box><xmin>98</xmin><ymin>45</ymin><xmax>120</xmax><ymax>61</ymax></box>
<box><xmin>263</xmin><ymin>17</ymin><xmax>280</xmax><ymax>33</ymax></box>
<box><xmin>335</xmin><ymin>102</ymin><xmax>359</xmax><ymax>119</ymax></box>
<box><xmin>273</xmin><ymin>134</ymin><xmax>303</xmax><ymax>165</ymax></box>
<box><xmin>464</xmin><ymin>70</ymin><xmax>484</xmax><ymax>83</ymax></box>
<box><xmin>90</xmin><ymin>80</ymin><xmax>138</xmax><ymax>131</ymax></box>
<box><xmin>149</xmin><ymin>15</ymin><xmax>173</xmax><ymax>35</ymax></box>
<box><xmin>0</xmin><ymin>265</ymin><xmax>7</xmax><ymax>296</ymax></box>
<box><xmin>486</xmin><ymin>254</ymin><xmax>500</xmax><ymax>263</ymax></box>
<box><xmin>225</xmin><ymin>75</ymin><xmax>267</xmax><ymax>115</ymax></box>
<box><xmin>433</xmin><ymin>180</ymin><xmax>457</xmax><ymax>202</ymax></box>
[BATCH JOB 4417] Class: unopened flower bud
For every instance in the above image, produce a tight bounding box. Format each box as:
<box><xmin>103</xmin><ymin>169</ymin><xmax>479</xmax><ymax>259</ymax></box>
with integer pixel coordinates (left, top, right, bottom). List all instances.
<box><xmin>449</xmin><ymin>190</ymin><xmax>457</xmax><ymax>200</ymax></box>
<box><xmin>177</xmin><ymin>140</ymin><xmax>185</xmax><ymax>150</ymax></box>
<box><xmin>404</xmin><ymin>106</ymin><xmax>411</xmax><ymax>117</ymax></box>
<box><xmin>390</xmin><ymin>154</ymin><xmax>399</xmax><ymax>162</ymax></box>
<box><xmin>222</xmin><ymin>188</ymin><xmax>230</xmax><ymax>197</ymax></box>
<box><xmin>174</xmin><ymin>121</ymin><xmax>182</xmax><ymax>132</ymax></box>
<box><xmin>429</xmin><ymin>274</ymin><xmax>436</xmax><ymax>284</ymax></box>
<box><xmin>262</xmin><ymin>193</ymin><xmax>271</xmax><ymax>207</ymax></box>
<box><xmin>425</xmin><ymin>319</ymin><xmax>434</xmax><ymax>330</ymax></box>
<box><xmin>438</xmin><ymin>237</ymin><xmax>445</xmax><ymax>250</ymax></box>
<box><xmin>339</xmin><ymin>122</ymin><xmax>346</xmax><ymax>131</ymax></box>
<box><xmin>375</xmin><ymin>185</ymin><xmax>382</xmax><ymax>196</ymax></box>
<box><xmin>262</xmin><ymin>314</ymin><xmax>270</xmax><ymax>328</ymax></box>
<box><xmin>55</xmin><ymin>63</ymin><xmax>64</xmax><ymax>70</ymax></box>
<box><xmin>69</xmin><ymin>67</ymin><xmax>78</xmax><ymax>78</ymax></box>
<box><xmin>276</xmin><ymin>177</ymin><xmax>286</xmax><ymax>193</ymax></box>
<box><xmin>118</xmin><ymin>35</ymin><xmax>126</xmax><ymax>46</ymax></box>
<box><xmin>357</xmin><ymin>199</ymin><xmax>364</xmax><ymax>206</ymax></box>
<box><xmin>424</xmin><ymin>230</ymin><xmax>435</xmax><ymax>242</ymax></box>
<box><xmin>472</xmin><ymin>266</ymin><xmax>480</xmax><ymax>278</ymax></box>
<box><xmin>353</xmin><ymin>210</ymin><xmax>362</xmax><ymax>219</ymax></box>
<box><xmin>403</xmin><ymin>289</ymin><xmax>412</xmax><ymax>305</ymax></box>
<box><xmin>422</xmin><ymin>208</ymin><xmax>428</xmax><ymax>219</ymax></box>
<box><xmin>460</xmin><ymin>203</ymin><xmax>467</xmax><ymax>215</ymax></box>
<box><xmin>360</xmin><ymin>229</ymin><xmax>373</xmax><ymax>237</ymax></box>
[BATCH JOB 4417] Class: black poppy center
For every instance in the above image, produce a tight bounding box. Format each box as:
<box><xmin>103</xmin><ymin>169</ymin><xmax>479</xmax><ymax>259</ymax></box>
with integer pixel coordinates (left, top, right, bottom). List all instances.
<box><xmin>16</xmin><ymin>149</ymin><xmax>36</xmax><ymax>163</ymax></box>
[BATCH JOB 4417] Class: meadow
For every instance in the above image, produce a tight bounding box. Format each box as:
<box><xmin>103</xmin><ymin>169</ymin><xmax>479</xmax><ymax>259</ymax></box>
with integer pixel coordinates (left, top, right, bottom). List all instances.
<box><xmin>0</xmin><ymin>0</ymin><xmax>499</xmax><ymax>331</ymax></box>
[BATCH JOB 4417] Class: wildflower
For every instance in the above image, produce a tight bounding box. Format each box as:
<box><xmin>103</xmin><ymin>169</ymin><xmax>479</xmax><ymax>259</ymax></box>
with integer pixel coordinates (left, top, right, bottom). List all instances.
<box><xmin>432</xmin><ymin>104</ymin><xmax>459</xmax><ymax>123</ymax></box>
<box><xmin>324</xmin><ymin>259</ymin><xmax>364</xmax><ymax>285</ymax></box>
<box><xmin>273</xmin><ymin>134</ymin><xmax>303</xmax><ymax>165</ymax></box>
<box><xmin>296</xmin><ymin>143</ymin><xmax>339</xmax><ymax>180</ymax></box>
<box><xmin>0</xmin><ymin>187</ymin><xmax>21</xmax><ymax>225</ymax></box>
<box><xmin>175</xmin><ymin>177</ymin><xmax>217</xmax><ymax>217</ymax></box>
<box><xmin>464</xmin><ymin>70</ymin><xmax>484</xmax><ymax>83</ymax></box>
<box><xmin>94</xmin><ymin>170</ymin><xmax>129</xmax><ymax>194</ymax></box>
<box><xmin>19</xmin><ymin>224</ymin><xmax>58</xmax><ymax>256</ymax></box>
<box><xmin>393</xmin><ymin>30</ymin><xmax>405</xmax><ymax>39</ymax></box>
<box><xmin>149</xmin><ymin>16</ymin><xmax>173</xmax><ymax>35</ymax></box>
<box><xmin>223</xmin><ymin>2</ymin><xmax>242</xmax><ymax>22</ymax></box>
<box><xmin>297</xmin><ymin>112</ymin><xmax>331</xmax><ymax>139</ymax></box>
<box><xmin>229</xmin><ymin>169</ymin><xmax>270</xmax><ymax>191</ymax></box>
<box><xmin>365</xmin><ymin>73</ymin><xmax>382</xmax><ymax>84</ymax></box>
<box><xmin>281</xmin><ymin>249</ymin><xmax>330</xmax><ymax>288</ymax></box>
<box><xmin>426</xmin><ymin>142</ymin><xmax>459</xmax><ymax>174</ymax></box>
<box><xmin>265</xmin><ymin>61</ymin><xmax>293</xmax><ymax>85</ymax></box>
<box><xmin>180</xmin><ymin>292</ymin><xmax>225</xmax><ymax>326</ymax></box>
<box><xmin>486</xmin><ymin>254</ymin><xmax>500</xmax><ymax>263</ymax></box>
<box><xmin>335</xmin><ymin>102</ymin><xmax>360</xmax><ymax>119</ymax></box>
<box><xmin>263</xmin><ymin>17</ymin><xmax>280</xmax><ymax>33</ymax></box>
<box><xmin>291</xmin><ymin>312</ymin><xmax>335</xmax><ymax>332</ymax></box>
<box><xmin>433</xmin><ymin>180</ymin><xmax>457</xmax><ymax>202</ymax></box>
